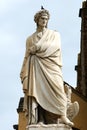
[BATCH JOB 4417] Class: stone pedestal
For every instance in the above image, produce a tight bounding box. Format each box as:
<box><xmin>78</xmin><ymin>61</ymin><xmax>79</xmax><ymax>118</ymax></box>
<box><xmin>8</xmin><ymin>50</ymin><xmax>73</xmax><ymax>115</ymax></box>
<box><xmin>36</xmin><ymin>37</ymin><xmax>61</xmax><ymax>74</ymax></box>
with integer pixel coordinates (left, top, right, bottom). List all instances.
<box><xmin>26</xmin><ymin>124</ymin><xmax>72</xmax><ymax>130</ymax></box>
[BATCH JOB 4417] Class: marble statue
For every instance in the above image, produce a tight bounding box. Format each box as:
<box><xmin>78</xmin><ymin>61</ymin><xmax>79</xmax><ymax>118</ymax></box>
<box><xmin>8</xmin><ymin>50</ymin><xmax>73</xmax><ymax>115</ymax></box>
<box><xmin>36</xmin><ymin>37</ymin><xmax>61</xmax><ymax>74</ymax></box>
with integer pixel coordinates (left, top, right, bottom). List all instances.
<box><xmin>64</xmin><ymin>84</ymin><xmax>79</xmax><ymax>121</ymax></box>
<box><xmin>20</xmin><ymin>8</ymin><xmax>74</xmax><ymax>127</ymax></box>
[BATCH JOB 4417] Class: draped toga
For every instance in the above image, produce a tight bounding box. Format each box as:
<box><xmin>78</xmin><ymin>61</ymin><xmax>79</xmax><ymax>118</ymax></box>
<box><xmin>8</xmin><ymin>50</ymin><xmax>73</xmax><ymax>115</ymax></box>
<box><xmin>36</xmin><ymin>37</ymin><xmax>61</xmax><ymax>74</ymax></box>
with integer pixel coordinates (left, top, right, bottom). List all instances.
<box><xmin>20</xmin><ymin>29</ymin><xmax>67</xmax><ymax>123</ymax></box>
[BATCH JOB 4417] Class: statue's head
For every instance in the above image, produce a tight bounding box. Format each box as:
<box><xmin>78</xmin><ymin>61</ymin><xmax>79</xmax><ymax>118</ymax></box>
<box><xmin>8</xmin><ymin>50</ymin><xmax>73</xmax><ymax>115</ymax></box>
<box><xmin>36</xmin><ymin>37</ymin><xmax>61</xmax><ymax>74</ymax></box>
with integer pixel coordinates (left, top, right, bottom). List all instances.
<box><xmin>34</xmin><ymin>8</ymin><xmax>50</xmax><ymax>27</ymax></box>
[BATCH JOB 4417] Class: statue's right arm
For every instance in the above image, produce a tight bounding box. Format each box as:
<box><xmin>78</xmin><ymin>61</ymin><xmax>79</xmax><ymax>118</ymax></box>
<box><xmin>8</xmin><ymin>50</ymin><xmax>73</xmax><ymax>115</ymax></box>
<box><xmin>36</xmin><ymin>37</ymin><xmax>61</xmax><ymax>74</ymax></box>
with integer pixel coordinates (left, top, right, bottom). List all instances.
<box><xmin>20</xmin><ymin>39</ymin><xmax>30</xmax><ymax>83</ymax></box>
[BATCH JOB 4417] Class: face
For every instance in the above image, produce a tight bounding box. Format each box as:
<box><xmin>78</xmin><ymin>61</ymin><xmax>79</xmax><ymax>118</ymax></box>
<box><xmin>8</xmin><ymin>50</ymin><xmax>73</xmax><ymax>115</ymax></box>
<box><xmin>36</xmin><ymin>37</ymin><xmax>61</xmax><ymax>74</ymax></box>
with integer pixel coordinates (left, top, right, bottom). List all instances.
<box><xmin>38</xmin><ymin>15</ymin><xmax>48</xmax><ymax>28</ymax></box>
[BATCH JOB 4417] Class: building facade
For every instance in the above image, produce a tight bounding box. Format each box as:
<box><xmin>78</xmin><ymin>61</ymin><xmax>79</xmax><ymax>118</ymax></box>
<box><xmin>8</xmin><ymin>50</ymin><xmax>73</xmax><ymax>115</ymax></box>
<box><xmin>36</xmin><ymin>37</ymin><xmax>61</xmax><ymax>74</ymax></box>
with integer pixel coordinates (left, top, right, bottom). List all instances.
<box><xmin>75</xmin><ymin>1</ymin><xmax>87</xmax><ymax>97</ymax></box>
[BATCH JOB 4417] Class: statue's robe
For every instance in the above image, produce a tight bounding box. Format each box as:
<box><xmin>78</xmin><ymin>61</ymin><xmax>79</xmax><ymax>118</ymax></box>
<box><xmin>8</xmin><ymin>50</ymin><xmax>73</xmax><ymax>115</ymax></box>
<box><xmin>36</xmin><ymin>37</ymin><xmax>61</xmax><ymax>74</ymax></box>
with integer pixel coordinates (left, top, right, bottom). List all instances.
<box><xmin>20</xmin><ymin>29</ymin><xmax>67</xmax><ymax>124</ymax></box>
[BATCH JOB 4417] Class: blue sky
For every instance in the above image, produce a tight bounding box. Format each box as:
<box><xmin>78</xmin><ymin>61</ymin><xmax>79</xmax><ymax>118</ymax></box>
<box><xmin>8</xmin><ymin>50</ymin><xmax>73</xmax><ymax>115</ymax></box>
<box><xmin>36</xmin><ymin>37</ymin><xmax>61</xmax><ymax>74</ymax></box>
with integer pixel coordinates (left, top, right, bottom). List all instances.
<box><xmin>0</xmin><ymin>0</ymin><xmax>83</xmax><ymax>129</ymax></box>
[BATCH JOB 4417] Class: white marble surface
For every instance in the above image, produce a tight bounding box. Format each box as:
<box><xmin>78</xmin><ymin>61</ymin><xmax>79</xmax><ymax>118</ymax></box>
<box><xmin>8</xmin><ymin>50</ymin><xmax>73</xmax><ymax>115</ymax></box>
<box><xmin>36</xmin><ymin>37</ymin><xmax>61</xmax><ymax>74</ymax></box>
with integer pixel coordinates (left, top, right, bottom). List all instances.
<box><xmin>26</xmin><ymin>124</ymin><xmax>72</xmax><ymax>130</ymax></box>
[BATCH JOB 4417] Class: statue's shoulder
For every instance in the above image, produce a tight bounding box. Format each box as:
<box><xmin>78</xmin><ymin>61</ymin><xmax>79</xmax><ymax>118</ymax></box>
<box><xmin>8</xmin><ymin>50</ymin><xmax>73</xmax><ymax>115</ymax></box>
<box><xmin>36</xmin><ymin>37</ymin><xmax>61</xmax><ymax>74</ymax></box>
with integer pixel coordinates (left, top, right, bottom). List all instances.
<box><xmin>26</xmin><ymin>32</ymin><xmax>36</xmax><ymax>44</ymax></box>
<box><xmin>48</xmin><ymin>29</ymin><xmax>60</xmax><ymax>38</ymax></box>
<box><xmin>26</xmin><ymin>32</ymin><xmax>35</xmax><ymax>41</ymax></box>
<box><xmin>54</xmin><ymin>30</ymin><xmax>60</xmax><ymax>36</ymax></box>
<box><xmin>48</xmin><ymin>29</ymin><xmax>60</xmax><ymax>35</ymax></box>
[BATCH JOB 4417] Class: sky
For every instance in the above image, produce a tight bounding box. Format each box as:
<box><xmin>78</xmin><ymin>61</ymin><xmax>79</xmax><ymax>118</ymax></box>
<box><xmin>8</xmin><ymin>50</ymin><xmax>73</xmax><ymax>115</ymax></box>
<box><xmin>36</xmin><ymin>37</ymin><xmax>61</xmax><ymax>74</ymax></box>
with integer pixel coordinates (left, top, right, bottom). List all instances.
<box><xmin>0</xmin><ymin>0</ymin><xmax>83</xmax><ymax>130</ymax></box>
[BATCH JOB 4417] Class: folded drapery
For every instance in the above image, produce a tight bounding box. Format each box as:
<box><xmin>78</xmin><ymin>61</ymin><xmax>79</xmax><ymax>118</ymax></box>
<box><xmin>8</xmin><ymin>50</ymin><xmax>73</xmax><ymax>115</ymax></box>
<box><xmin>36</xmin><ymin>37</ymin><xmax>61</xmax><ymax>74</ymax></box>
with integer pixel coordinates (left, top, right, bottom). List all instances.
<box><xmin>20</xmin><ymin>29</ymin><xmax>67</xmax><ymax>120</ymax></box>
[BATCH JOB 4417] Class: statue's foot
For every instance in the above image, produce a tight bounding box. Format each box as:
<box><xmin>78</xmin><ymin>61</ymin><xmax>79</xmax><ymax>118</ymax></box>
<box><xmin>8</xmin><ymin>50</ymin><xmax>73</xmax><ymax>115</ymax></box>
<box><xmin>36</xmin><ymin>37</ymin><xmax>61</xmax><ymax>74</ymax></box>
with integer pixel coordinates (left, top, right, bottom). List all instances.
<box><xmin>37</xmin><ymin>121</ymin><xmax>44</xmax><ymax>126</ymax></box>
<box><xmin>60</xmin><ymin>116</ymin><xmax>74</xmax><ymax>127</ymax></box>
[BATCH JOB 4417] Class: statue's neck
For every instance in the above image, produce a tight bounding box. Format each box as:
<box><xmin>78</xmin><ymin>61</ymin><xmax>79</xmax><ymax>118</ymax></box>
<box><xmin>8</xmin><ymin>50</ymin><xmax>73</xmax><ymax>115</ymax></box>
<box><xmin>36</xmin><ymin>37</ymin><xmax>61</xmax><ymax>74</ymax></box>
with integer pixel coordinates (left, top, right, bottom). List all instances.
<box><xmin>36</xmin><ymin>26</ymin><xmax>47</xmax><ymax>33</ymax></box>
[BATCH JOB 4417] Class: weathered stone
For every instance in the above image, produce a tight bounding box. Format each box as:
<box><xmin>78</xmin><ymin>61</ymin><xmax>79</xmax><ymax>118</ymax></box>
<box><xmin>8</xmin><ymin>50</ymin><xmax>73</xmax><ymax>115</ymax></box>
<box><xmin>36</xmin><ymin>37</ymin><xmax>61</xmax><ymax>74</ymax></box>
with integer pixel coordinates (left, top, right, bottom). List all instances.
<box><xmin>26</xmin><ymin>124</ymin><xmax>72</xmax><ymax>130</ymax></box>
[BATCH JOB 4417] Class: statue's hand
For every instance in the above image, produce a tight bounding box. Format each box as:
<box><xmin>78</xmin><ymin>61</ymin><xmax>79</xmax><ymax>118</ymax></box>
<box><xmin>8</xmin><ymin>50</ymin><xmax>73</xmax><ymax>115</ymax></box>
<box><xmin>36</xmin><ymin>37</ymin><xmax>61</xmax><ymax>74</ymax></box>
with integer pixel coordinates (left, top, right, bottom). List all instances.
<box><xmin>20</xmin><ymin>71</ymin><xmax>23</xmax><ymax>83</ymax></box>
<box><xmin>23</xmin><ymin>89</ymin><xmax>27</xmax><ymax>94</ymax></box>
<box><xmin>22</xmin><ymin>77</ymin><xmax>28</xmax><ymax>93</ymax></box>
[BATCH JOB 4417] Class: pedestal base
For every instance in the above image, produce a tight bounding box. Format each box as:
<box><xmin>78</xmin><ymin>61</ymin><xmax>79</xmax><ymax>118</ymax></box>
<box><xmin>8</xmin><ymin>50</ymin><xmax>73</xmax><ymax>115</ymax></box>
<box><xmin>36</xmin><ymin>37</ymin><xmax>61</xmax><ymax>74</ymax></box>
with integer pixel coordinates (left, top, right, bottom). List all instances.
<box><xmin>26</xmin><ymin>124</ymin><xmax>72</xmax><ymax>130</ymax></box>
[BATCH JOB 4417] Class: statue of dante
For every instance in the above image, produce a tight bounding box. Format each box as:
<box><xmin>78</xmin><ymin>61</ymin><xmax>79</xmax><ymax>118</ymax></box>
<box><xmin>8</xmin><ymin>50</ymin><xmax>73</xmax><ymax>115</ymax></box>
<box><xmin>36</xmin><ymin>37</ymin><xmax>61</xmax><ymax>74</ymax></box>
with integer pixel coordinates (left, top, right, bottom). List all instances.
<box><xmin>20</xmin><ymin>8</ymin><xmax>74</xmax><ymax>126</ymax></box>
